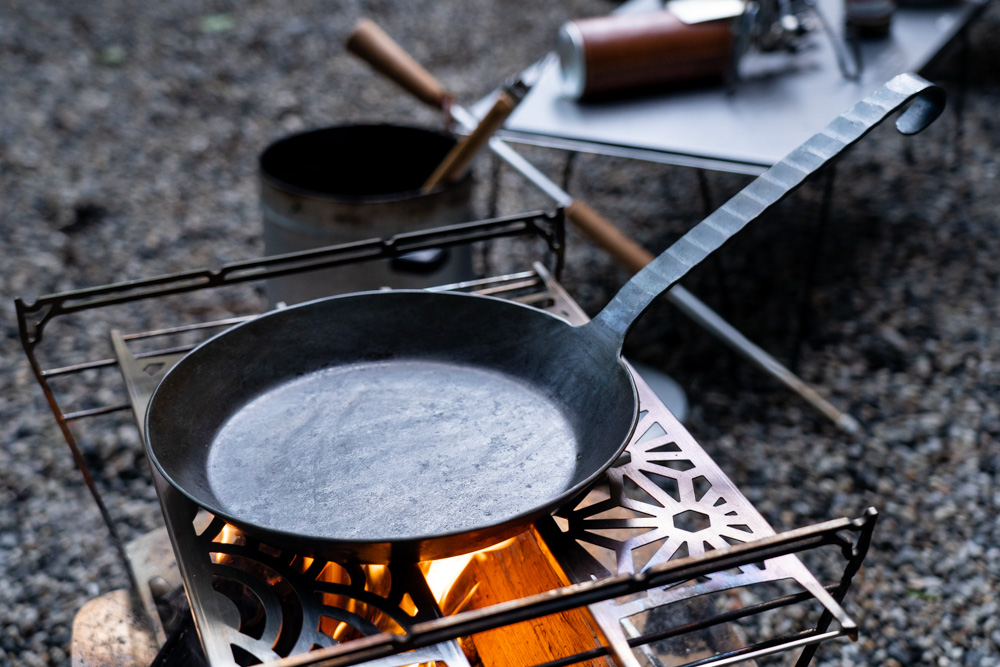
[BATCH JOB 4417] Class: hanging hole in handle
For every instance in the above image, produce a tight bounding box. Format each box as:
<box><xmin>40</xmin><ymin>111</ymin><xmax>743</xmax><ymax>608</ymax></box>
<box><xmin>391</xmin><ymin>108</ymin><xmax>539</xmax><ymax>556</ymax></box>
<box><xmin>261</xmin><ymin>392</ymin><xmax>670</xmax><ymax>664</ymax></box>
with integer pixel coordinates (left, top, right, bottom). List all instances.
<box><xmin>895</xmin><ymin>86</ymin><xmax>947</xmax><ymax>135</ymax></box>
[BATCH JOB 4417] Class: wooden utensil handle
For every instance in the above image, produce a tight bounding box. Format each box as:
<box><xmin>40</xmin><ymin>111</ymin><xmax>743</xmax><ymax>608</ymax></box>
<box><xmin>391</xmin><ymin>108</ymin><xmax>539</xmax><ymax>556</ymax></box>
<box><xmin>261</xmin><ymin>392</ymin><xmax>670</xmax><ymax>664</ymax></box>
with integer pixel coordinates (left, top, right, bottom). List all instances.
<box><xmin>565</xmin><ymin>201</ymin><xmax>654</xmax><ymax>273</ymax></box>
<box><xmin>422</xmin><ymin>92</ymin><xmax>517</xmax><ymax>192</ymax></box>
<box><xmin>346</xmin><ymin>19</ymin><xmax>450</xmax><ymax>109</ymax></box>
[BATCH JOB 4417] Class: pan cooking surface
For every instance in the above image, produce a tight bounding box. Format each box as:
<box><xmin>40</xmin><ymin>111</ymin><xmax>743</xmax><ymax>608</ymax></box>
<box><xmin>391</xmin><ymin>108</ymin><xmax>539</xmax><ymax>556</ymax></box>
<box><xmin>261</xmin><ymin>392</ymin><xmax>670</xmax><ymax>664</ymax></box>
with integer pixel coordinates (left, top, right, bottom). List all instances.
<box><xmin>206</xmin><ymin>359</ymin><xmax>581</xmax><ymax>541</ymax></box>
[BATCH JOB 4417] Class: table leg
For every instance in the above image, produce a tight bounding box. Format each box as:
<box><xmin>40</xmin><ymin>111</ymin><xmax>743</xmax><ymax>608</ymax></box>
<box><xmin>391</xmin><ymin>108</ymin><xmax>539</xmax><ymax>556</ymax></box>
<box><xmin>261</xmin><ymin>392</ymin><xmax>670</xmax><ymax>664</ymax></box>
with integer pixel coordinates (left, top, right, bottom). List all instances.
<box><xmin>791</xmin><ymin>164</ymin><xmax>836</xmax><ymax>373</ymax></box>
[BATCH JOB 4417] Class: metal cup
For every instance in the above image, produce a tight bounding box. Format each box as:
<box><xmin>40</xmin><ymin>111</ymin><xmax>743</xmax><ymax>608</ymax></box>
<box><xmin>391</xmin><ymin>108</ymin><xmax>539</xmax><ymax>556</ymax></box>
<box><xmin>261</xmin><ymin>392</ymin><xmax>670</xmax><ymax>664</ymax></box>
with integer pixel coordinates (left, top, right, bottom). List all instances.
<box><xmin>259</xmin><ymin>124</ymin><xmax>476</xmax><ymax>305</ymax></box>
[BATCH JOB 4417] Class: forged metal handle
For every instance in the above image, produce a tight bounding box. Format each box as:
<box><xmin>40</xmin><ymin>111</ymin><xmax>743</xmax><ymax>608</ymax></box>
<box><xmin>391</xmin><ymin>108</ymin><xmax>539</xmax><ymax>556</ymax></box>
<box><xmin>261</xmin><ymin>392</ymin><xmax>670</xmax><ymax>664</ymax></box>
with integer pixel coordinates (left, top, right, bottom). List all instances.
<box><xmin>587</xmin><ymin>73</ymin><xmax>946</xmax><ymax>349</ymax></box>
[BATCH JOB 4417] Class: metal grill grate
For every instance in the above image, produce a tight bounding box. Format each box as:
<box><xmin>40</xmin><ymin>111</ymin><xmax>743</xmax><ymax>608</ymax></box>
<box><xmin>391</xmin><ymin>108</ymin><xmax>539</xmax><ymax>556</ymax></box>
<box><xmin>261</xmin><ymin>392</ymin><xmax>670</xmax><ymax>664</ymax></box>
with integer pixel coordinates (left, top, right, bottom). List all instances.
<box><xmin>17</xmin><ymin>210</ymin><xmax>874</xmax><ymax>667</ymax></box>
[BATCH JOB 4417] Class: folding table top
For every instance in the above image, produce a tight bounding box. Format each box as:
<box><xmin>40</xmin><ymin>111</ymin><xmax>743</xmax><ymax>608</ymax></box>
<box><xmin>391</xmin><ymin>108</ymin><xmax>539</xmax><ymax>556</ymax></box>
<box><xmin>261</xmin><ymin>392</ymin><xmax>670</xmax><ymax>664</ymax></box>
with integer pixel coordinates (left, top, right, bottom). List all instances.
<box><xmin>501</xmin><ymin>0</ymin><xmax>987</xmax><ymax>174</ymax></box>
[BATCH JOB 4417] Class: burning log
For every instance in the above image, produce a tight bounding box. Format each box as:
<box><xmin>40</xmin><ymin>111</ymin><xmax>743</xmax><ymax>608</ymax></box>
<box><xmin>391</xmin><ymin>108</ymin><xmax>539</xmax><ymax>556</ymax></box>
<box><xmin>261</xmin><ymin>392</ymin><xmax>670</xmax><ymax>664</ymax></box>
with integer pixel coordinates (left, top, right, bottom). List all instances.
<box><xmin>437</xmin><ymin>529</ymin><xmax>612</xmax><ymax>667</ymax></box>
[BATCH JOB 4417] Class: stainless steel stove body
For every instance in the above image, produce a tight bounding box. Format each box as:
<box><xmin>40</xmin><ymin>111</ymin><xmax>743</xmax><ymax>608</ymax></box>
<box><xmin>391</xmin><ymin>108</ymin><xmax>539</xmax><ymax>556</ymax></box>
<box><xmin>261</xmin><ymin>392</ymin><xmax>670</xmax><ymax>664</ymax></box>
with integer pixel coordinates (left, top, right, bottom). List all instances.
<box><xmin>18</xmin><ymin>211</ymin><xmax>875</xmax><ymax>667</ymax></box>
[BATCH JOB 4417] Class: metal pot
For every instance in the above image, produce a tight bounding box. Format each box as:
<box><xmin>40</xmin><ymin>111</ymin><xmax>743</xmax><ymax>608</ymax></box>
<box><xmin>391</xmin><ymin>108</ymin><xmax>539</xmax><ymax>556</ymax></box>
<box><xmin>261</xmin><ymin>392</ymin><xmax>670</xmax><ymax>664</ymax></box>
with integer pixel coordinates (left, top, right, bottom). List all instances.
<box><xmin>259</xmin><ymin>124</ymin><xmax>476</xmax><ymax>305</ymax></box>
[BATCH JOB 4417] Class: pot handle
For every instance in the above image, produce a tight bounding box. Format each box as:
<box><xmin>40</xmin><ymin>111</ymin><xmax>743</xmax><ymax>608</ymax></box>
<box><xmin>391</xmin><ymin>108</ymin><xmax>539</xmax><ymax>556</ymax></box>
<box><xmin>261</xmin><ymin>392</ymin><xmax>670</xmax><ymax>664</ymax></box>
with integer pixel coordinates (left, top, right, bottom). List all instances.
<box><xmin>587</xmin><ymin>72</ymin><xmax>945</xmax><ymax>349</ymax></box>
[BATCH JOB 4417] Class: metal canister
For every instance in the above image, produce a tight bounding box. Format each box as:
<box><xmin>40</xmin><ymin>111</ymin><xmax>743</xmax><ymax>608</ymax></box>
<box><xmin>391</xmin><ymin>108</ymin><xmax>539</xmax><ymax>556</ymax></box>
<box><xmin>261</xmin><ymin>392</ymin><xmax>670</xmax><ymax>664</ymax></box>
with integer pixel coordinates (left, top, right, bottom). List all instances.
<box><xmin>557</xmin><ymin>10</ymin><xmax>734</xmax><ymax>100</ymax></box>
<box><xmin>259</xmin><ymin>124</ymin><xmax>475</xmax><ymax>305</ymax></box>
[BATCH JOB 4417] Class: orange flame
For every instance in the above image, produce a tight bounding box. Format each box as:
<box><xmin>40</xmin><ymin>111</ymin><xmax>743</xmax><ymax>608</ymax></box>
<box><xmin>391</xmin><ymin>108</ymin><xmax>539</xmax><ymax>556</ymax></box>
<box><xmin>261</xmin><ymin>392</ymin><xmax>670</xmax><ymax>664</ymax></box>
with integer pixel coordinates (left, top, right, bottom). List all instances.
<box><xmin>423</xmin><ymin>537</ymin><xmax>516</xmax><ymax>614</ymax></box>
<box><xmin>211</xmin><ymin>523</ymin><xmax>241</xmax><ymax>564</ymax></box>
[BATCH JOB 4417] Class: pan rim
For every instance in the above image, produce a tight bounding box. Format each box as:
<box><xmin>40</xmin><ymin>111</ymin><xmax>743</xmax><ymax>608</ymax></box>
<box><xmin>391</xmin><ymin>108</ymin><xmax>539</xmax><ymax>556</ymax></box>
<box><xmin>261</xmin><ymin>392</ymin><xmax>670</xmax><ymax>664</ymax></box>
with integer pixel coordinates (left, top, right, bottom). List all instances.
<box><xmin>145</xmin><ymin>288</ymin><xmax>640</xmax><ymax>561</ymax></box>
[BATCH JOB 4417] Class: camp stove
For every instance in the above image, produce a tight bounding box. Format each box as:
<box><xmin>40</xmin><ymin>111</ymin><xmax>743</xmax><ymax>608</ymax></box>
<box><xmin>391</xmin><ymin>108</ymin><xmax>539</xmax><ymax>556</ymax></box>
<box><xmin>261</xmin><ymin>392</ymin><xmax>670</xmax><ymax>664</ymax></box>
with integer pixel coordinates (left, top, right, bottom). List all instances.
<box><xmin>18</xmin><ymin>210</ymin><xmax>876</xmax><ymax>667</ymax></box>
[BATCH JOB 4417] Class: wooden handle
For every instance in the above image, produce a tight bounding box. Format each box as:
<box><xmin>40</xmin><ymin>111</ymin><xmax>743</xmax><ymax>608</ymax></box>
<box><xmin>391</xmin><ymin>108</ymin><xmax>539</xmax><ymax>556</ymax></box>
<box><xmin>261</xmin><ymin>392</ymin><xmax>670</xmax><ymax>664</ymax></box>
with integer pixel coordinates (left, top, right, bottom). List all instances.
<box><xmin>346</xmin><ymin>19</ymin><xmax>449</xmax><ymax>109</ymax></box>
<box><xmin>422</xmin><ymin>92</ymin><xmax>517</xmax><ymax>192</ymax></box>
<box><xmin>565</xmin><ymin>201</ymin><xmax>654</xmax><ymax>273</ymax></box>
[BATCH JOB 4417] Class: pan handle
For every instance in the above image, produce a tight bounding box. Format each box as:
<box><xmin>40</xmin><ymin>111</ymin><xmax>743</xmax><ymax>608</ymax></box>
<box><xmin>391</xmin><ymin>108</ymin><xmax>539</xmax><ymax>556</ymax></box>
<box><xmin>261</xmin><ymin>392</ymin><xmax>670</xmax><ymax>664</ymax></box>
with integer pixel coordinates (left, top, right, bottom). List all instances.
<box><xmin>586</xmin><ymin>72</ymin><xmax>945</xmax><ymax>350</ymax></box>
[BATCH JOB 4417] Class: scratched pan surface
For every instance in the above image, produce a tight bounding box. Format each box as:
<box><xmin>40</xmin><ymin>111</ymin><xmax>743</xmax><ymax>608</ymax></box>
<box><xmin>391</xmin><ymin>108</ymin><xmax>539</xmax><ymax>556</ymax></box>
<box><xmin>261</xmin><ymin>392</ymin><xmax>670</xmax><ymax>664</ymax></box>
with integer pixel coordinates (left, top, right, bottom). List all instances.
<box><xmin>145</xmin><ymin>74</ymin><xmax>943</xmax><ymax>563</ymax></box>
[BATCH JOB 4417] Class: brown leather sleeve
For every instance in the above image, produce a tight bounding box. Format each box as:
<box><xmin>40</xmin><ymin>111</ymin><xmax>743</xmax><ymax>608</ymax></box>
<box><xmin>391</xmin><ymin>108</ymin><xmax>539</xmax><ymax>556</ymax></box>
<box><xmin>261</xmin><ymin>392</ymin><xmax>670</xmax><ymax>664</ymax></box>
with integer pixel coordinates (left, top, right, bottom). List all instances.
<box><xmin>572</xmin><ymin>11</ymin><xmax>733</xmax><ymax>98</ymax></box>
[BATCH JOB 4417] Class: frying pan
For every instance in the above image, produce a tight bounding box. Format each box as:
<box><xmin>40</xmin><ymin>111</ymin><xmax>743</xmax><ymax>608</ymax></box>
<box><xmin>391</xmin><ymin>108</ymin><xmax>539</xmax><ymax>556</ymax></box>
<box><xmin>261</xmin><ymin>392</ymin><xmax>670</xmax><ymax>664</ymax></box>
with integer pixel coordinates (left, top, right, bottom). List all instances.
<box><xmin>146</xmin><ymin>74</ymin><xmax>943</xmax><ymax>563</ymax></box>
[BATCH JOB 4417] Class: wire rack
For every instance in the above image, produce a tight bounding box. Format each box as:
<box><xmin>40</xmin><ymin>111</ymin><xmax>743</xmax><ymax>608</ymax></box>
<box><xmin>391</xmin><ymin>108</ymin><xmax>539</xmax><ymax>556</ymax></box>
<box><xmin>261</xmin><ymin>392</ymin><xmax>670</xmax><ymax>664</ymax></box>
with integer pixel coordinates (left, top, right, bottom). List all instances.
<box><xmin>17</xmin><ymin>209</ymin><xmax>876</xmax><ymax>667</ymax></box>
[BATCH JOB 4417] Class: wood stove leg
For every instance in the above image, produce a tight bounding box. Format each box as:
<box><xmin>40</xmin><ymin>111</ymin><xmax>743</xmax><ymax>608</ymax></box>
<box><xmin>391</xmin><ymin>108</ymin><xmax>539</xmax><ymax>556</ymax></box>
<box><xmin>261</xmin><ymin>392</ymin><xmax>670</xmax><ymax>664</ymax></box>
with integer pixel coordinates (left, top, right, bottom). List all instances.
<box><xmin>793</xmin><ymin>509</ymin><xmax>878</xmax><ymax>667</ymax></box>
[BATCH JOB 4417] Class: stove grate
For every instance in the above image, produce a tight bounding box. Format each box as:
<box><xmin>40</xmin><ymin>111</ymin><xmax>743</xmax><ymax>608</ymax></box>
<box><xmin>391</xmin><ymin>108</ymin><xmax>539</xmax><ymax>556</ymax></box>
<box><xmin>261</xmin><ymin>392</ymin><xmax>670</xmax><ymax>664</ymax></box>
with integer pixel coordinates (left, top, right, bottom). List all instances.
<box><xmin>18</xmin><ymin>210</ymin><xmax>874</xmax><ymax>667</ymax></box>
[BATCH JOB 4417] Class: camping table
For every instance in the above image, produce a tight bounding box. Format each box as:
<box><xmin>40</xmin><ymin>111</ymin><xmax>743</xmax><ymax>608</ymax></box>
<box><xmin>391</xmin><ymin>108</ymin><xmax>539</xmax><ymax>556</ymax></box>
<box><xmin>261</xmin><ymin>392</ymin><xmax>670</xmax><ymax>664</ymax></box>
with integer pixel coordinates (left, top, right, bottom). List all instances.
<box><xmin>500</xmin><ymin>0</ymin><xmax>988</xmax><ymax>175</ymax></box>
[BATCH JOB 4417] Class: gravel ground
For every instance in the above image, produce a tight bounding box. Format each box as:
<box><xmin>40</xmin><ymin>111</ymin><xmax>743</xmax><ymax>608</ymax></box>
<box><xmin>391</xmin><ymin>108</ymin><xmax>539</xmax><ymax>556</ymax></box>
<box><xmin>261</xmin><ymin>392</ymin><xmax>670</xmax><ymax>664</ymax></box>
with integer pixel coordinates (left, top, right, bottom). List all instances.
<box><xmin>1</xmin><ymin>1</ymin><xmax>999</xmax><ymax>665</ymax></box>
